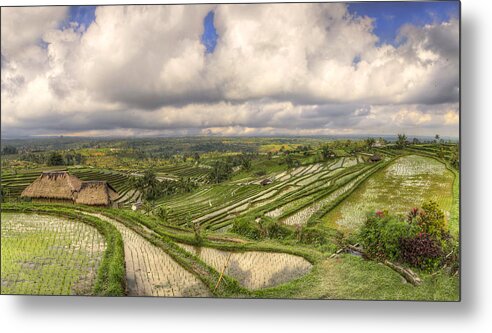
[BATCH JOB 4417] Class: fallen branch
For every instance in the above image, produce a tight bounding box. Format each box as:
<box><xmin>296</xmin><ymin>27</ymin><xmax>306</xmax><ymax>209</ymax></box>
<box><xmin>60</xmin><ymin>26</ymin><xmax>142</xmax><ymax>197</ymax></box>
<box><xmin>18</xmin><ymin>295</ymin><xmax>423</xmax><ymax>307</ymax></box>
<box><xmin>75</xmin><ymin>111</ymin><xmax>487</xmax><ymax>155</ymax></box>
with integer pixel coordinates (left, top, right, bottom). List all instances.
<box><xmin>383</xmin><ymin>260</ymin><xmax>422</xmax><ymax>286</ymax></box>
<box><xmin>333</xmin><ymin>244</ymin><xmax>422</xmax><ymax>286</ymax></box>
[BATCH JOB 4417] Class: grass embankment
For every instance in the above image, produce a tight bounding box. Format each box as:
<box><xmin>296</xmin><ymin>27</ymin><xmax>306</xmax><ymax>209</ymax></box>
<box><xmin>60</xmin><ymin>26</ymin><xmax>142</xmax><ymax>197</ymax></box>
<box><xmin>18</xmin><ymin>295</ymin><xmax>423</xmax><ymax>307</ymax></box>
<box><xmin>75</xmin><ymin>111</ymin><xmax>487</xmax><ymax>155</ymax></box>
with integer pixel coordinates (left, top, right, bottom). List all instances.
<box><xmin>255</xmin><ymin>254</ymin><xmax>459</xmax><ymax>300</ymax></box>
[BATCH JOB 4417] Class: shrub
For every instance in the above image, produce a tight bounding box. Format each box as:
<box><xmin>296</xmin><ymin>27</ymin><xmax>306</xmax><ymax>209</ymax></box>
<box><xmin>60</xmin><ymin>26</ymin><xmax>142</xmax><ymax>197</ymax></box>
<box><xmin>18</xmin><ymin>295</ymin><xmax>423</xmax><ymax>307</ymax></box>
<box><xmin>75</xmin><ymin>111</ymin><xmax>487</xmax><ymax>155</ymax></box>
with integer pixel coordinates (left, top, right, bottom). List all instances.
<box><xmin>399</xmin><ymin>232</ymin><xmax>443</xmax><ymax>271</ymax></box>
<box><xmin>359</xmin><ymin>202</ymin><xmax>453</xmax><ymax>272</ymax></box>
<box><xmin>232</xmin><ymin>216</ymin><xmax>293</xmax><ymax>240</ymax></box>
<box><xmin>359</xmin><ymin>211</ymin><xmax>418</xmax><ymax>261</ymax></box>
<box><xmin>231</xmin><ymin>217</ymin><xmax>262</xmax><ymax>240</ymax></box>
<box><xmin>407</xmin><ymin>201</ymin><xmax>448</xmax><ymax>241</ymax></box>
<box><xmin>255</xmin><ymin>170</ymin><xmax>267</xmax><ymax>177</ymax></box>
<box><xmin>258</xmin><ymin>216</ymin><xmax>292</xmax><ymax>240</ymax></box>
<box><xmin>298</xmin><ymin>226</ymin><xmax>336</xmax><ymax>246</ymax></box>
<box><xmin>264</xmin><ymin>220</ymin><xmax>291</xmax><ymax>240</ymax></box>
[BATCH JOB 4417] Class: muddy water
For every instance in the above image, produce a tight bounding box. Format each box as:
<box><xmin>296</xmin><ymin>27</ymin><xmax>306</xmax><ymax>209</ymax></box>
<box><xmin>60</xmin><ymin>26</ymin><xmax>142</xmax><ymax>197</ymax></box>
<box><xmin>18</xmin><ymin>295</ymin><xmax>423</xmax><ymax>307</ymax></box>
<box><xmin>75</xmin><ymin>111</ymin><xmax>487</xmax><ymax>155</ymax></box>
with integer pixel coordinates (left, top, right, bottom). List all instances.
<box><xmin>178</xmin><ymin>244</ymin><xmax>312</xmax><ymax>290</ymax></box>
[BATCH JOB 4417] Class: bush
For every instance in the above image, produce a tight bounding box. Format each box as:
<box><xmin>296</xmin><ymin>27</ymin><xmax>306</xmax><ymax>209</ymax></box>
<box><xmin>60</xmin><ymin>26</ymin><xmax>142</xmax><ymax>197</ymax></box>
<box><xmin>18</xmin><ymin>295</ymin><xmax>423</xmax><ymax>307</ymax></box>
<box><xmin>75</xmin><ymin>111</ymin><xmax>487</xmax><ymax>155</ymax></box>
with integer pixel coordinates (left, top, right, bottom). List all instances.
<box><xmin>407</xmin><ymin>201</ymin><xmax>448</xmax><ymax>241</ymax></box>
<box><xmin>297</xmin><ymin>226</ymin><xmax>336</xmax><ymax>246</ymax></box>
<box><xmin>399</xmin><ymin>233</ymin><xmax>443</xmax><ymax>271</ymax></box>
<box><xmin>359</xmin><ymin>211</ymin><xmax>418</xmax><ymax>261</ymax></box>
<box><xmin>263</xmin><ymin>219</ymin><xmax>292</xmax><ymax>240</ymax></box>
<box><xmin>359</xmin><ymin>202</ymin><xmax>453</xmax><ymax>272</ymax></box>
<box><xmin>231</xmin><ymin>217</ymin><xmax>262</xmax><ymax>240</ymax></box>
<box><xmin>231</xmin><ymin>215</ymin><xmax>293</xmax><ymax>240</ymax></box>
<box><xmin>255</xmin><ymin>170</ymin><xmax>267</xmax><ymax>177</ymax></box>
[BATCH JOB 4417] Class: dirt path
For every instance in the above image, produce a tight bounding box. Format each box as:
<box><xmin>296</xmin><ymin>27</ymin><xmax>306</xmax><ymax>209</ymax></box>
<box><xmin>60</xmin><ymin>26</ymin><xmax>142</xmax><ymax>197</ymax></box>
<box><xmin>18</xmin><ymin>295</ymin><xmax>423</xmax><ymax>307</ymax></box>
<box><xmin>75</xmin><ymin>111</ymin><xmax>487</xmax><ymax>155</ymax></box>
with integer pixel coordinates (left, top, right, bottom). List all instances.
<box><xmin>84</xmin><ymin>213</ymin><xmax>211</xmax><ymax>297</ymax></box>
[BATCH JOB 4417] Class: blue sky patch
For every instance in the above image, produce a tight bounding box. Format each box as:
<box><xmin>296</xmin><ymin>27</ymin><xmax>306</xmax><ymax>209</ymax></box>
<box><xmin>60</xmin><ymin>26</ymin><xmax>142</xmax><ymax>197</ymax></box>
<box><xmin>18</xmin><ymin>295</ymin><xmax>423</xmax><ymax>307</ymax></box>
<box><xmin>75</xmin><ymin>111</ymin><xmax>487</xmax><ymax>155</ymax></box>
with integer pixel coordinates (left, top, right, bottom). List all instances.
<box><xmin>348</xmin><ymin>1</ymin><xmax>459</xmax><ymax>46</ymax></box>
<box><xmin>60</xmin><ymin>6</ymin><xmax>96</xmax><ymax>31</ymax></box>
<box><xmin>201</xmin><ymin>11</ymin><xmax>218</xmax><ymax>53</ymax></box>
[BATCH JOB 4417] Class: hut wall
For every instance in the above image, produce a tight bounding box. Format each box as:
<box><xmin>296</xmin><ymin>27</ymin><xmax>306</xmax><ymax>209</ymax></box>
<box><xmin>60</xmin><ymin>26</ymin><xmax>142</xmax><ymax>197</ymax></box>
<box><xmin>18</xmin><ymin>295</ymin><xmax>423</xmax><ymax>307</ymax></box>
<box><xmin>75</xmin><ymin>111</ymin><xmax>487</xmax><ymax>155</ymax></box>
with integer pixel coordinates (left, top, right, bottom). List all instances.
<box><xmin>32</xmin><ymin>198</ymin><xmax>74</xmax><ymax>204</ymax></box>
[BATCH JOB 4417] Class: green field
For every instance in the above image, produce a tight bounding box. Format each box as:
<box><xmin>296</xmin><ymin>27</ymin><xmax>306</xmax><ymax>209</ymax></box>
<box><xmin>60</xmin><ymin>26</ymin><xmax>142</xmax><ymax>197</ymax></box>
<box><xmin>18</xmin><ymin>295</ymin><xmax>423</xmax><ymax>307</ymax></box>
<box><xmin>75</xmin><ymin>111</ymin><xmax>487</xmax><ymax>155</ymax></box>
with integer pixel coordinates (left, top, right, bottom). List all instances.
<box><xmin>1</xmin><ymin>213</ymin><xmax>106</xmax><ymax>295</ymax></box>
<box><xmin>323</xmin><ymin>155</ymin><xmax>457</xmax><ymax>234</ymax></box>
<box><xmin>0</xmin><ymin>137</ymin><xmax>460</xmax><ymax>300</ymax></box>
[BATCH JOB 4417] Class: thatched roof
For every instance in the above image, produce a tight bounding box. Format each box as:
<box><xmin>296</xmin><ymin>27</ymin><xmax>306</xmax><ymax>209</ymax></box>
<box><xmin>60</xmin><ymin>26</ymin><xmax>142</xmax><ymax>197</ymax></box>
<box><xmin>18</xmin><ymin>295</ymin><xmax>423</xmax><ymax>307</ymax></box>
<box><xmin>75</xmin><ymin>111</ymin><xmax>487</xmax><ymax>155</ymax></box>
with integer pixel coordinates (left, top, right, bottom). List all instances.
<box><xmin>74</xmin><ymin>181</ymin><xmax>119</xmax><ymax>206</ymax></box>
<box><xmin>260</xmin><ymin>178</ymin><xmax>273</xmax><ymax>186</ymax></box>
<box><xmin>370</xmin><ymin>154</ymin><xmax>382</xmax><ymax>162</ymax></box>
<box><xmin>21</xmin><ymin>171</ymin><xmax>119</xmax><ymax>206</ymax></box>
<box><xmin>21</xmin><ymin>171</ymin><xmax>82</xmax><ymax>200</ymax></box>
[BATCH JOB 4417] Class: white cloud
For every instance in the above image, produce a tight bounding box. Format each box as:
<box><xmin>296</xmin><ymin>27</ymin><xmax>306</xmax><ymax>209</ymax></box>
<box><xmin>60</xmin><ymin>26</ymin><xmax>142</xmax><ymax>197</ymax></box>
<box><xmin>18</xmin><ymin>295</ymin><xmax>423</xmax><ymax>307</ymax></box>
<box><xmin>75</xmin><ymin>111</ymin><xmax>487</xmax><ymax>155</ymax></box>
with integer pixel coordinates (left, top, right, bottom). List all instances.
<box><xmin>444</xmin><ymin>110</ymin><xmax>459</xmax><ymax>125</ymax></box>
<box><xmin>1</xmin><ymin>4</ymin><xmax>459</xmax><ymax>138</ymax></box>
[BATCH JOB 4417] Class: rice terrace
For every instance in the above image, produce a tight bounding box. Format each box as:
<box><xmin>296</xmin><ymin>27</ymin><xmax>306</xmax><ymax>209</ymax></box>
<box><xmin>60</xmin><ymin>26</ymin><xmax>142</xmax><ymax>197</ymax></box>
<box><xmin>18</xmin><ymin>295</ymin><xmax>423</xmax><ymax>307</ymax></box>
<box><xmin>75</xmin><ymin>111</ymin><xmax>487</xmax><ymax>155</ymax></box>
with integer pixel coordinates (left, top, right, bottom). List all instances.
<box><xmin>1</xmin><ymin>3</ymin><xmax>460</xmax><ymax>301</ymax></box>
<box><xmin>0</xmin><ymin>136</ymin><xmax>460</xmax><ymax>300</ymax></box>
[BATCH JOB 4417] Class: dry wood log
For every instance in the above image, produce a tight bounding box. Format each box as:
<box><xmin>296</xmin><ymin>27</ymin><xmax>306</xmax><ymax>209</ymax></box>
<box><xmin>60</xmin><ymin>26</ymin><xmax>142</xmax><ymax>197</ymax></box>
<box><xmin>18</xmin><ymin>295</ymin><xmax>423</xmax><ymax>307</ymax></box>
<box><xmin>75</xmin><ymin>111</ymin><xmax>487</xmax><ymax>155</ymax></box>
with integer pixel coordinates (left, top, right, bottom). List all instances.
<box><xmin>341</xmin><ymin>244</ymin><xmax>422</xmax><ymax>286</ymax></box>
<box><xmin>383</xmin><ymin>260</ymin><xmax>422</xmax><ymax>286</ymax></box>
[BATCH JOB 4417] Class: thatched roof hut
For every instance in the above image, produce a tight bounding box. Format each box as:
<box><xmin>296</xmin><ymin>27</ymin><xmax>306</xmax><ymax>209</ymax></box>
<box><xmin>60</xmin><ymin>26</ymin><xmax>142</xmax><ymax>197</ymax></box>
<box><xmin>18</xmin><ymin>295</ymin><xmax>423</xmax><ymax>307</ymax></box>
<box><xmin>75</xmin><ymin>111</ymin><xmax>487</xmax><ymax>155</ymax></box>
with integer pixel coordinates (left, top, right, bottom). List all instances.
<box><xmin>21</xmin><ymin>171</ymin><xmax>119</xmax><ymax>206</ymax></box>
<box><xmin>21</xmin><ymin>171</ymin><xmax>82</xmax><ymax>201</ymax></box>
<box><xmin>369</xmin><ymin>154</ymin><xmax>382</xmax><ymax>162</ymax></box>
<box><xmin>74</xmin><ymin>181</ymin><xmax>119</xmax><ymax>206</ymax></box>
<box><xmin>260</xmin><ymin>178</ymin><xmax>273</xmax><ymax>186</ymax></box>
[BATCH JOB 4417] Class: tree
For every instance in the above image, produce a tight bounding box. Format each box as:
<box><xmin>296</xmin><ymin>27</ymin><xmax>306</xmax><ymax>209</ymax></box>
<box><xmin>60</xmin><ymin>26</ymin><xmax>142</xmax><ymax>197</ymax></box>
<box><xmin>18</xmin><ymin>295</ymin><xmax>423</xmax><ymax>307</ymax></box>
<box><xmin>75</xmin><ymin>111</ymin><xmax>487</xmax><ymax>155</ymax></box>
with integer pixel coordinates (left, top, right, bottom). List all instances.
<box><xmin>47</xmin><ymin>152</ymin><xmax>64</xmax><ymax>166</ymax></box>
<box><xmin>396</xmin><ymin>134</ymin><xmax>408</xmax><ymax>149</ymax></box>
<box><xmin>365</xmin><ymin>138</ymin><xmax>376</xmax><ymax>149</ymax></box>
<box><xmin>192</xmin><ymin>222</ymin><xmax>203</xmax><ymax>244</ymax></box>
<box><xmin>435</xmin><ymin>134</ymin><xmax>440</xmax><ymax>143</ymax></box>
<box><xmin>412</xmin><ymin>138</ymin><xmax>420</xmax><ymax>145</ymax></box>
<box><xmin>74</xmin><ymin>153</ymin><xmax>85</xmax><ymax>165</ymax></box>
<box><xmin>2</xmin><ymin>146</ymin><xmax>17</xmax><ymax>155</ymax></box>
<box><xmin>321</xmin><ymin>145</ymin><xmax>332</xmax><ymax>160</ymax></box>
<box><xmin>240</xmin><ymin>154</ymin><xmax>252</xmax><ymax>171</ymax></box>
<box><xmin>193</xmin><ymin>152</ymin><xmax>200</xmax><ymax>163</ymax></box>
<box><xmin>449</xmin><ymin>145</ymin><xmax>460</xmax><ymax>169</ymax></box>
<box><xmin>142</xmin><ymin>200</ymin><xmax>156</xmax><ymax>215</ymax></box>
<box><xmin>285</xmin><ymin>154</ymin><xmax>297</xmax><ymax>168</ymax></box>
<box><xmin>208</xmin><ymin>160</ymin><xmax>233</xmax><ymax>184</ymax></box>
<box><xmin>155</xmin><ymin>206</ymin><xmax>170</xmax><ymax>222</ymax></box>
<box><xmin>132</xmin><ymin>170</ymin><xmax>162</xmax><ymax>201</ymax></box>
<box><xmin>438</xmin><ymin>146</ymin><xmax>445</xmax><ymax>159</ymax></box>
<box><xmin>0</xmin><ymin>185</ymin><xmax>10</xmax><ymax>202</ymax></box>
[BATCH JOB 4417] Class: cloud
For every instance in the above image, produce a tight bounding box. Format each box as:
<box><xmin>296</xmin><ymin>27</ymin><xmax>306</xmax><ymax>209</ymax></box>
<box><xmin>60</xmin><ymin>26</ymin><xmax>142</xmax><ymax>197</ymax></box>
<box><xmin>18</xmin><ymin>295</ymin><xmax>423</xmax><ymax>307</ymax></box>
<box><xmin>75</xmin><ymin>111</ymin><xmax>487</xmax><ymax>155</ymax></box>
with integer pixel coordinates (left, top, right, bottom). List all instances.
<box><xmin>1</xmin><ymin>4</ymin><xmax>459</xmax><ymax>138</ymax></box>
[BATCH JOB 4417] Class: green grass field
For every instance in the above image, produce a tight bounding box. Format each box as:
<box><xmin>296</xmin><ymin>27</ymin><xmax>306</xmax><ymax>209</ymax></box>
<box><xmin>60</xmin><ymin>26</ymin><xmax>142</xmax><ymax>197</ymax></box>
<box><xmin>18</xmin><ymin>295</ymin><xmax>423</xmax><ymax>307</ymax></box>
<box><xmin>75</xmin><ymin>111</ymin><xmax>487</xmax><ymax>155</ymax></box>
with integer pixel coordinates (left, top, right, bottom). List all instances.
<box><xmin>323</xmin><ymin>155</ymin><xmax>456</xmax><ymax>234</ymax></box>
<box><xmin>1</xmin><ymin>213</ymin><xmax>106</xmax><ymax>295</ymax></box>
<box><xmin>0</xmin><ymin>139</ymin><xmax>460</xmax><ymax>300</ymax></box>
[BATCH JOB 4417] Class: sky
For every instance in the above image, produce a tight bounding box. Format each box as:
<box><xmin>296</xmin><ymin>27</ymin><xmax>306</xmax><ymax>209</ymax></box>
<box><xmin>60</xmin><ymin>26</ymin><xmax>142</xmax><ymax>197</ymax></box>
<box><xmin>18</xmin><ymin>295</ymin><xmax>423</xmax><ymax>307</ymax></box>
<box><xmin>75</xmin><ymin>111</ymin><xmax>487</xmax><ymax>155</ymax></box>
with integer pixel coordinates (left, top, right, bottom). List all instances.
<box><xmin>1</xmin><ymin>2</ymin><xmax>460</xmax><ymax>138</ymax></box>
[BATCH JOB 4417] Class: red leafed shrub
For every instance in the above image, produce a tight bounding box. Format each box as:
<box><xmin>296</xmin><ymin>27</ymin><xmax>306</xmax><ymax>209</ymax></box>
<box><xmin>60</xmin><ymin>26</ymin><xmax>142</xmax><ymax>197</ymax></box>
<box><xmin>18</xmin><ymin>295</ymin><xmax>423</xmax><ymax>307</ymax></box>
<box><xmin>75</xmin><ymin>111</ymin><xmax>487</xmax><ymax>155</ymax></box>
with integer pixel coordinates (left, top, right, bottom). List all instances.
<box><xmin>359</xmin><ymin>201</ymin><xmax>455</xmax><ymax>272</ymax></box>
<box><xmin>399</xmin><ymin>232</ymin><xmax>443</xmax><ymax>271</ymax></box>
<box><xmin>407</xmin><ymin>201</ymin><xmax>448</xmax><ymax>241</ymax></box>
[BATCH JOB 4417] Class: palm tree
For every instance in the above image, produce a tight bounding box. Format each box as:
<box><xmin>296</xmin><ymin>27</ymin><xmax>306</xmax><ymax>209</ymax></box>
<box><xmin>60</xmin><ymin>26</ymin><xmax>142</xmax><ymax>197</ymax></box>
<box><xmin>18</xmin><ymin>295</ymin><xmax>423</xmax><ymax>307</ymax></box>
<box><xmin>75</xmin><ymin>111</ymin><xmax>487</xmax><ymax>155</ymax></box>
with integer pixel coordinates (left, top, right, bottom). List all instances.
<box><xmin>396</xmin><ymin>134</ymin><xmax>408</xmax><ymax>149</ymax></box>
<box><xmin>365</xmin><ymin>138</ymin><xmax>376</xmax><ymax>149</ymax></box>
<box><xmin>142</xmin><ymin>200</ymin><xmax>156</xmax><ymax>215</ymax></box>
